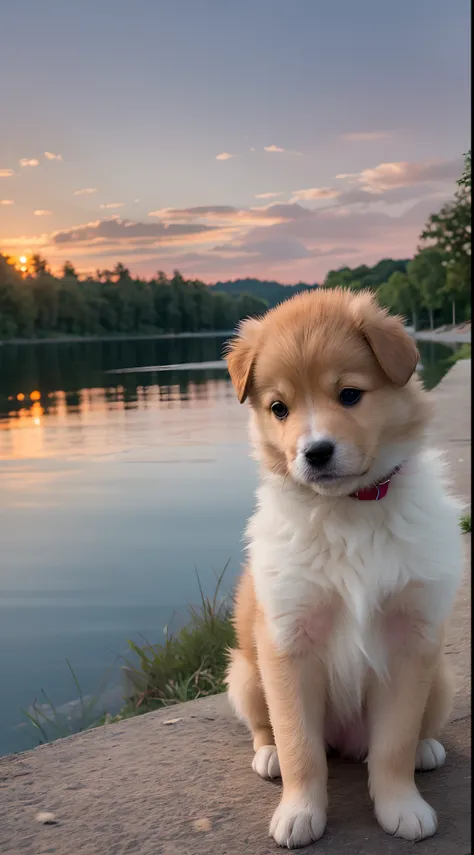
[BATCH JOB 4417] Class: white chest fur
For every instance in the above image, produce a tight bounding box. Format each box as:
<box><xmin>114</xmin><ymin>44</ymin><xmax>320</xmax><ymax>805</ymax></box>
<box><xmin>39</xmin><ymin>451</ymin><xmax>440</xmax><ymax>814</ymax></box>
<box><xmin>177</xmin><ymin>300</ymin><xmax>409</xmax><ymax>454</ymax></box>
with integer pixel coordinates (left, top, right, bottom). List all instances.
<box><xmin>247</xmin><ymin>450</ymin><xmax>463</xmax><ymax>717</ymax></box>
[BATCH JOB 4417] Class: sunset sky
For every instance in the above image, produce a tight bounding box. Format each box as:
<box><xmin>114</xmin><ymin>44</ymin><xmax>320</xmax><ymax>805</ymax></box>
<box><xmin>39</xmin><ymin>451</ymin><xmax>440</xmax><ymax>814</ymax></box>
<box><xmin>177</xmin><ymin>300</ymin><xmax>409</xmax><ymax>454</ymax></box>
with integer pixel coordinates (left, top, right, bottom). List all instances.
<box><xmin>0</xmin><ymin>0</ymin><xmax>470</xmax><ymax>283</ymax></box>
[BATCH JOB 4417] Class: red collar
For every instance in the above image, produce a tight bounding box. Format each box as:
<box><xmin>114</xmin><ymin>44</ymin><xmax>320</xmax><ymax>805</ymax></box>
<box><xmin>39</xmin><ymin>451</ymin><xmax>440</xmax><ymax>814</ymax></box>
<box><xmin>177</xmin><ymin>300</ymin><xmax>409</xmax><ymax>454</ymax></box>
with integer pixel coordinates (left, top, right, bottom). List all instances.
<box><xmin>350</xmin><ymin>465</ymin><xmax>403</xmax><ymax>501</ymax></box>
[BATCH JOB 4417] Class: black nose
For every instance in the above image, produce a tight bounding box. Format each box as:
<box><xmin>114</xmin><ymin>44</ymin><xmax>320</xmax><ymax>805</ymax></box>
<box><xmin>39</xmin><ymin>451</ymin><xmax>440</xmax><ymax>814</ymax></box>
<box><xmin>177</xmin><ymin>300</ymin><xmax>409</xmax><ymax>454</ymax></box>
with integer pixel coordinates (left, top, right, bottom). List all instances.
<box><xmin>304</xmin><ymin>440</ymin><xmax>335</xmax><ymax>468</ymax></box>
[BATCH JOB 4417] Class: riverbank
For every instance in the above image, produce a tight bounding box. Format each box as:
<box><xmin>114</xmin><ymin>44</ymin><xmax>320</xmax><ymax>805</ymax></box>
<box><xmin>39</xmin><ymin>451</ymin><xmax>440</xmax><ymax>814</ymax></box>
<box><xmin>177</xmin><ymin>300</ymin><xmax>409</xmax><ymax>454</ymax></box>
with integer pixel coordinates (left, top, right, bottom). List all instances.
<box><xmin>0</xmin><ymin>330</ymin><xmax>234</xmax><ymax>346</ymax></box>
<box><xmin>1</xmin><ymin>360</ymin><xmax>471</xmax><ymax>855</ymax></box>
<box><xmin>0</xmin><ymin>324</ymin><xmax>471</xmax><ymax>347</ymax></box>
<box><xmin>413</xmin><ymin>329</ymin><xmax>471</xmax><ymax>343</ymax></box>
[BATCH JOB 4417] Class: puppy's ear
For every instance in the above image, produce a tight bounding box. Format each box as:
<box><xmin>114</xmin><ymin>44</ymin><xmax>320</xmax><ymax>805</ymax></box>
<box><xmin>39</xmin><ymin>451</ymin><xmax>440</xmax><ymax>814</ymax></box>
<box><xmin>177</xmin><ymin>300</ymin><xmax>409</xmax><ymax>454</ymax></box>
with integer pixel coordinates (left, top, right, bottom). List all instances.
<box><xmin>353</xmin><ymin>294</ymin><xmax>419</xmax><ymax>386</ymax></box>
<box><xmin>362</xmin><ymin>308</ymin><xmax>419</xmax><ymax>386</ymax></box>
<box><xmin>224</xmin><ymin>318</ymin><xmax>262</xmax><ymax>403</ymax></box>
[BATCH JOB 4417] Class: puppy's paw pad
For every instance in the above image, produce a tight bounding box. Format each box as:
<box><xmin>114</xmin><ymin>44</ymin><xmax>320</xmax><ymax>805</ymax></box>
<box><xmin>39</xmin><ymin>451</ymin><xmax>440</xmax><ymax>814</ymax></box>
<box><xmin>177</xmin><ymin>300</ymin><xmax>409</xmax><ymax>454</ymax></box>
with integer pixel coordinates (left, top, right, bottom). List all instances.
<box><xmin>252</xmin><ymin>745</ymin><xmax>281</xmax><ymax>779</ymax></box>
<box><xmin>376</xmin><ymin>791</ymin><xmax>437</xmax><ymax>841</ymax></box>
<box><xmin>270</xmin><ymin>796</ymin><xmax>326</xmax><ymax>848</ymax></box>
<box><xmin>415</xmin><ymin>738</ymin><xmax>446</xmax><ymax>771</ymax></box>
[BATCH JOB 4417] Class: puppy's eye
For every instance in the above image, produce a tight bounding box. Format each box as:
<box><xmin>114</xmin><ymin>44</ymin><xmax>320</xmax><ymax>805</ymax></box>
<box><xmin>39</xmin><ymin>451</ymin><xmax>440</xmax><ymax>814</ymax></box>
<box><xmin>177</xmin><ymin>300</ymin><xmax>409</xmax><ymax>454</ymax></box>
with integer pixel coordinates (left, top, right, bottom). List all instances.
<box><xmin>339</xmin><ymin>388</ymin><xmax>363</xmax><ymax>407</ymax></box>
<box><xmin>270</xmin><ymin>401</ymin><xmax>289</xmax><ymax>420</ymax></box>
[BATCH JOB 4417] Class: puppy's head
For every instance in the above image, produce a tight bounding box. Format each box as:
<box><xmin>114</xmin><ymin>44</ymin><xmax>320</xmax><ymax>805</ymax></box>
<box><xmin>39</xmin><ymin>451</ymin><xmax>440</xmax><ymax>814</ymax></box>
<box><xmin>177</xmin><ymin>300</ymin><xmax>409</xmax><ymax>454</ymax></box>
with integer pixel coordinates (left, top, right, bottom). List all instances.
<box><xmin>225</xmin><ymin>289</ymin><xmax>431</xmax><ymax>496</ymax></box>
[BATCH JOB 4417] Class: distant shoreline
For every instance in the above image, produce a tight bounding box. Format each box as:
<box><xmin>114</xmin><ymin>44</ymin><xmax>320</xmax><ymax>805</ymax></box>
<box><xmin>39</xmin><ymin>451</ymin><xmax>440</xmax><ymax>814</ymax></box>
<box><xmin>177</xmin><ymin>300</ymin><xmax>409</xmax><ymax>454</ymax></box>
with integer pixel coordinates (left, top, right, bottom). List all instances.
<box><xmin>0</xmin><ymin>327</ymin><xmax>471</xmax><ymax>347</ymax></box>
<box><xmin>408</xmin><ymin>329</ymin><xmax>471</xmax><ymax>344</ymax></box>
<box><xmin>0</xmin><ymin>330</ymin><xmax>235</xmax><ymax>347</ymax></box>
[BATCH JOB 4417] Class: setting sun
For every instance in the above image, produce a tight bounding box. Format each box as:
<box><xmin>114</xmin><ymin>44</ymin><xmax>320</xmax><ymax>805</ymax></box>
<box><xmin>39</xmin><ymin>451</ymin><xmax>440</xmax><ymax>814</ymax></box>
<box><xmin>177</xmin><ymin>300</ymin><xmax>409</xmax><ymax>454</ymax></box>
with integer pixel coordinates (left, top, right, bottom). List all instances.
<box><xmin>19</xmin><ymin>255</ymin><xmax>27</xmax><ymax>264</ymax></box>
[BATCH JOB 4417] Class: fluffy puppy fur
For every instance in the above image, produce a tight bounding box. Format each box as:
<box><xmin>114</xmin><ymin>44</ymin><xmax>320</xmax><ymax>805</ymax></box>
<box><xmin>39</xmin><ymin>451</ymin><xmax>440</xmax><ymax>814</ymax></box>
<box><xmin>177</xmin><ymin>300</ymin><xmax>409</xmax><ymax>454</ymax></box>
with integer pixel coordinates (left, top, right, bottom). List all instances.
<box><xmin>224</xmin><ymin>288</ymin><xmax>463</xmax><ymax>849</ymax></box>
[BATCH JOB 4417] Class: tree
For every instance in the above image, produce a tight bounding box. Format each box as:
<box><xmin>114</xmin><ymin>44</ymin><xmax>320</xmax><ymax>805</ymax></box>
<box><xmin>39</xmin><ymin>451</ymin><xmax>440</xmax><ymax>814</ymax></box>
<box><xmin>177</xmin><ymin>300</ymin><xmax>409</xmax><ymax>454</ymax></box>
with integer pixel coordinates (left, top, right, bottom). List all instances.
<box><xmin>458</xmin><ymin>150</ymin><xmax>471</xmax><ymax>190</ymax></box>
<box><xmin>420</xmin><ymin>151</ymin><xmax>471</xmax><ymax>325</ymax></box>
<box><xmin>407</xmin><ymin>249</ymin><xmax>446</xmax><ymax>331</ymax></box>
<box><xmin>323</xmin><ymin>267</ymin><xmax>354</xmax><ymax>289</ymax></box>
<box><xmin>62</xmin><ymin>261</ymin><xmax>78</xmax><ymax>279</ymax></box>
<box><xmin>31</xmin><ymin>254</ymin><xmax>49</xmax><ymax>276</ymax></box>
<box><xmin>378</xmin><ymin>271</ymin><xmax>420</xmax><ymax>330</ymax></box>
<box><xmin>113</xmin><ymin>262</ymin><xmax>131</xmax><ymax>282</ymax></box>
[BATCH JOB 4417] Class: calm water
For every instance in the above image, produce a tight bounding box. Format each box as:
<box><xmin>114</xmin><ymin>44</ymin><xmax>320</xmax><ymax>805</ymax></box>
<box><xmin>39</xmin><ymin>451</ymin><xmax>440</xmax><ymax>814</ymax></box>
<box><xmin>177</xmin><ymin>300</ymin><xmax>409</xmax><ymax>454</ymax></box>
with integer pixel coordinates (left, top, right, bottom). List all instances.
<box><xmin>0</xmin><ymin>335</ymin><xmax>459</xmax><ymax>755</ymax></box>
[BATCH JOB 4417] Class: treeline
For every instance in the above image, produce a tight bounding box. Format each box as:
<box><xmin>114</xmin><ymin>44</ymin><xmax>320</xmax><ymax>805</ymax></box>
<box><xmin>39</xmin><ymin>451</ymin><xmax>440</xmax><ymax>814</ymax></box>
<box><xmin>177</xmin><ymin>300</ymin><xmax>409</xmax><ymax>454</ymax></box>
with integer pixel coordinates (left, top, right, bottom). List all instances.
<box><xmin>212</xmin><ymin>278</ymin><xmax>318</xmax><ymax>308</ymax></box>
<box><xmin>321</xmin><ymin>152</ymin><xmax>471</xmax><ymax>330</ymax></box>
<box><xmin>0</xmin><ymin>263</ymin><xmax>268</xmax><ymax>339</ymax></box>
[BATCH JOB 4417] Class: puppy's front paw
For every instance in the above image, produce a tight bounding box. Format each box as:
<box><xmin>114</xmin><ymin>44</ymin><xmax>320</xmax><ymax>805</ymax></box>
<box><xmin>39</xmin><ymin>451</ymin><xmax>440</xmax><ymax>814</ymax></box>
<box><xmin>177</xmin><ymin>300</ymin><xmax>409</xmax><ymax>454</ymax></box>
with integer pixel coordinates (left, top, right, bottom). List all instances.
<box><xmin>252</xmin><ymin>745</ymin><xmax>281</xmax><ymax>779</ymax></box>
<box><xmin>270</xmin><ymin>794</ymin><xmax>326</xmax><ymax>849</ymax></box>
<box><xmin>375</xmin><ymin>789</ymin><xmax>437</xmax><ymax>841</ymax></box>
<box><xmin>415</xmin><ymin>738</ymin><xmax>446</xmax><ymax>771</ymax></box>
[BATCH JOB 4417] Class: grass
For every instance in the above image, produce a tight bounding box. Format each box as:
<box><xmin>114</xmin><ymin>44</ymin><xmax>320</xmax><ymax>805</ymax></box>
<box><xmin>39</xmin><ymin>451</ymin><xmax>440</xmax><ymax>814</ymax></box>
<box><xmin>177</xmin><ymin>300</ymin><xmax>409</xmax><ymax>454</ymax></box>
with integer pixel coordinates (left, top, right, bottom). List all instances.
<box><xmin>101</xmin><ymin>565</ymin><xmax>235</xmax><ymax>725</ymax></box>
<box><xmin>460</xmin><ymin>513</ymin><xmax>471</xmax><ymax>533</ymax></box>
<box><xmin>23</xmin><ymin>567</ymin><xmax>235</xmax><ymax>742</ymax></box>
<box><xmin>21</xmin><ymin>658</ymin><xmax>118</xmax><ymax>744</ymax></box>
<box><xmin>447</xmin><ymin>342</ymin><xmax>471</xmax><ymax>364</ymax></box>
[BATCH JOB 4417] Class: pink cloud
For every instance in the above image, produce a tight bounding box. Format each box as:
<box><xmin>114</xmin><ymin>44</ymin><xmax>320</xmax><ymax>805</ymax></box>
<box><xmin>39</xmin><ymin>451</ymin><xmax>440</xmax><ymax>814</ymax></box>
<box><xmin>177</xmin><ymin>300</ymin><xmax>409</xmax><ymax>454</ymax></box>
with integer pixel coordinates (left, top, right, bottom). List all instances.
<box><xmin>336</xmin><ymin>158</ymin><xmax>462</xmax><ymax>193</ymax></box>
<box><xmin>19</xmin><ymin>158</ymin><xmax>39</xmax><ymax>167</ymax></box>
<box><xmin>254</xmin><ymin>191</ymin><xmax>284</xmax><ymax>199</ymax></box>
<box><xmin>73</xmin><ymin>188</ymin><xmax>98</xmax><ymax>196</ymax></box>
<box><xmin>290</xmin><ymin>187</ymin><xmax>341</xmax><ymax>203</ymax></box>
<box><xmin>264</xmin><ymin>145</ymin><xmax>302</xmax><ymax>155</ymax></box>
<box><xmin>0</xmin><ymin>169</ymin><xmax>14</xmax><ymax>178</ymax></box>
<box><xmin>148</xmin><ymin>204</ymin><xmax>294</xmax><ymax>226</ymax></box>
<box><xmin>215</xmin><ymin>152</ymin><xmax>235</xmax><ymax>160</ymax></box>
<box><xmin>264</xmin><ymin>145</ymin><xmax>285</xmax><ymax>153</ymax></box>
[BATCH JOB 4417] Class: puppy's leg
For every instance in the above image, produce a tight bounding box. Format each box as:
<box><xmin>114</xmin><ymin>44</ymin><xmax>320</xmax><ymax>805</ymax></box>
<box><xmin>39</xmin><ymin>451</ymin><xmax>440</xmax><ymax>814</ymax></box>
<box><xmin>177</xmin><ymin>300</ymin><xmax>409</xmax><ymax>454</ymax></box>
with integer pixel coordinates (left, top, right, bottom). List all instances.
<box><xmin>256</xmin><ymin>619</ymin><xmax>327</xmax><ymax>849</ymax></box>
<box><xmin>416</xmin><ymin>655</ymin><xmax>453</xmax><ymax>771</ymax></box>
<box><xmin>226</xmin><ymin>647</ymin><xmax>280</xmax><ymax>778</ymax></box>
<box><xmin>227</xmin><ymin>567</ymin><xmax>280</xmax><ymax>778</ymax></box>
<box><xmin>367</xmin><ymin>640</ymin><xmax>441</xmax><ymax>841</ymax></box>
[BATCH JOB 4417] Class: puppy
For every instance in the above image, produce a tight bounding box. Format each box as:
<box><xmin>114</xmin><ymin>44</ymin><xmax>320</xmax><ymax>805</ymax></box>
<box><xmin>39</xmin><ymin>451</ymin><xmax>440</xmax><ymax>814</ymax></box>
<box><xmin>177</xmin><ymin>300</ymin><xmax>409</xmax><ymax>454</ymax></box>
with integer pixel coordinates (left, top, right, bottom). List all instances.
<box><xmin>224</xmin><ymin>288</ymin><xmax>463</xmax><ymax>849</ymax></box>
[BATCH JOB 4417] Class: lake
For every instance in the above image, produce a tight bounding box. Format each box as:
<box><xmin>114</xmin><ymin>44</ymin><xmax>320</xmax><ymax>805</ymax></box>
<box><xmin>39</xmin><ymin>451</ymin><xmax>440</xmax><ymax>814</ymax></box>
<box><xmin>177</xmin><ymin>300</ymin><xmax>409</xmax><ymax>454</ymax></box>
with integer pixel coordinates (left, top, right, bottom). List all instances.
<box><xmin>0</xmin><ymin>334</ymin><xmax>461</xmax><ymax>755</ymax></box>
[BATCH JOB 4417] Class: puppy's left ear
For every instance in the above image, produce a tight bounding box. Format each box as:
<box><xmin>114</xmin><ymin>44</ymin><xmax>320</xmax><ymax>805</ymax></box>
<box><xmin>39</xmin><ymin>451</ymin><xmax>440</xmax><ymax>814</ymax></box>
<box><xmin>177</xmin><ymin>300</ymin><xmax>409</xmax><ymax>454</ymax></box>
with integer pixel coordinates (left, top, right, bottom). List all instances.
<box><xmin>224</xmin><ymin>318</ymin><xmax>262</xmax><ymax>403</ymax></box>
<box><xmin>356</xmin><ymin>298</ymin><xmax>419</xmax><ymax>386</ymax></box>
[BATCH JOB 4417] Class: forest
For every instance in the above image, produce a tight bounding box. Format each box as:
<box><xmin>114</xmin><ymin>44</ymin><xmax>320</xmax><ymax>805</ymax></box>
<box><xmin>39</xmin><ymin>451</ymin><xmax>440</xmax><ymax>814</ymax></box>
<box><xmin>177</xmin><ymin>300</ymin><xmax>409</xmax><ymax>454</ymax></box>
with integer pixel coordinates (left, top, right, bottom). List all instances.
<box><xmin>0</xmin><ymin>153</ymin><xmax>470</xmax><ymax>339</ymax></box>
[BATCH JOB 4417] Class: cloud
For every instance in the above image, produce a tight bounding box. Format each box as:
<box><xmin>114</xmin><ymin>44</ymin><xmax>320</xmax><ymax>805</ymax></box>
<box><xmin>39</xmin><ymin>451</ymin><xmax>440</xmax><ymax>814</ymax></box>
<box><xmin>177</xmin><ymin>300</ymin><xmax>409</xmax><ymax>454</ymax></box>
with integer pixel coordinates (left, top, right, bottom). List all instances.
<box><xmin>0</xmin><ymin>169</ymin><xmax>14</xmax><ymax>178</ymax></box>
<box><xmin>148</xmin><ymin>204</ymin><xmax>300</xmax><ymax>226</ymax></box>
<box><xmin>254</xmin><ymin>191</ymin><xmax>284</xmax><ymax>199</ymax></box>
<box><xmin>1</xmin><ymin>155</ymin><xmax>458</xmax><ymax>282</ymax></box>
<box><xmin>215</xmin><ymin>152</ymin><xmax>235</xmax><ymax>160</ymax></box>
<box><xmin>73</xmin><ymin>188</ymin><xmax>98</xmax><ymax>196</ymax></box>
<box><xmin>336</xmin><ymin>158</ymin><xmax>462</xmax><ymax>193</ymax></box>
<box><xmin>342</xmin><ymin>132</ymin><xmax>389</xmax><ymax>142</ymax></box>
<box><xmin>44</xmin><ymin>151</ymin><xmax>63</xmax><ymax>161</ymax></box>
<box><xmin>50</xmin><ymin>217</ymin><xmax>221</xmax><ymax>248</ymax></box>
<box><xmin>34</xmin><ymin>210</ymin><xmax>52</xmax><ymax>216</ymax></box>
<box><xmin>290</xmin><ymin>187</ymin><xmax>341</xmax><ymax>203</ymax></box>
<box><xmin>0</xmin><ymin>199</ymin><xmax>14</xmax><ymax>205</ymax></box>
<box><xmin>264</xmin><ymin>145</ymin><xmax>285</xmax><ymax>153</ymax></box>
<box><xmin>99</xmin><ymin>202</ymin><xmax>125</xmax><ymax>209</ymax></box>
<box><xmin>264</xmin><ymin>145</ymin><xmax>302</xmax><ymax>155</ymax></box>
<box><xmin>19</xmin><ymin>158</ymin><xmax>39</xmax><ymax>167</ymax></box>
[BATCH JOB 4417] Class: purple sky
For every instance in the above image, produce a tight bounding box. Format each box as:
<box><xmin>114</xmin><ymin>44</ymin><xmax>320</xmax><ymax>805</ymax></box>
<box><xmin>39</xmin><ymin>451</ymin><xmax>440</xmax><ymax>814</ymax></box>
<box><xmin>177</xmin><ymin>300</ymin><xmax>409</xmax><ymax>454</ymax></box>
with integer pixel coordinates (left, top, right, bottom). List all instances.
<box><xmin>0</xmin><ymin>0</ymin><xmax>470</xmax><ymax>282</ymax></box>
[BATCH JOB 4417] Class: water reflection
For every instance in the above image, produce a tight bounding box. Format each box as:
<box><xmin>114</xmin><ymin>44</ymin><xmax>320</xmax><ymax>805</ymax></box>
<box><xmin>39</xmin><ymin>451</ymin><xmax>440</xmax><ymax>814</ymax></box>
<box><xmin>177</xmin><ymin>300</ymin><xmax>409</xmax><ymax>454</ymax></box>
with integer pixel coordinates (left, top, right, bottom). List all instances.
<box><xmin>0</xmin><ymin>335</ymin><xmax>458</xmax><ymax>430</ymax></box>
<box><xmin>0</xmin><ymin>335</ymin><xmax>229</xmax><ymax>421</ymax></box>
<box><xmin>0</xmin><ymin>337</ymin><xmax>239</xmax><ymax>461</ymax></box>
